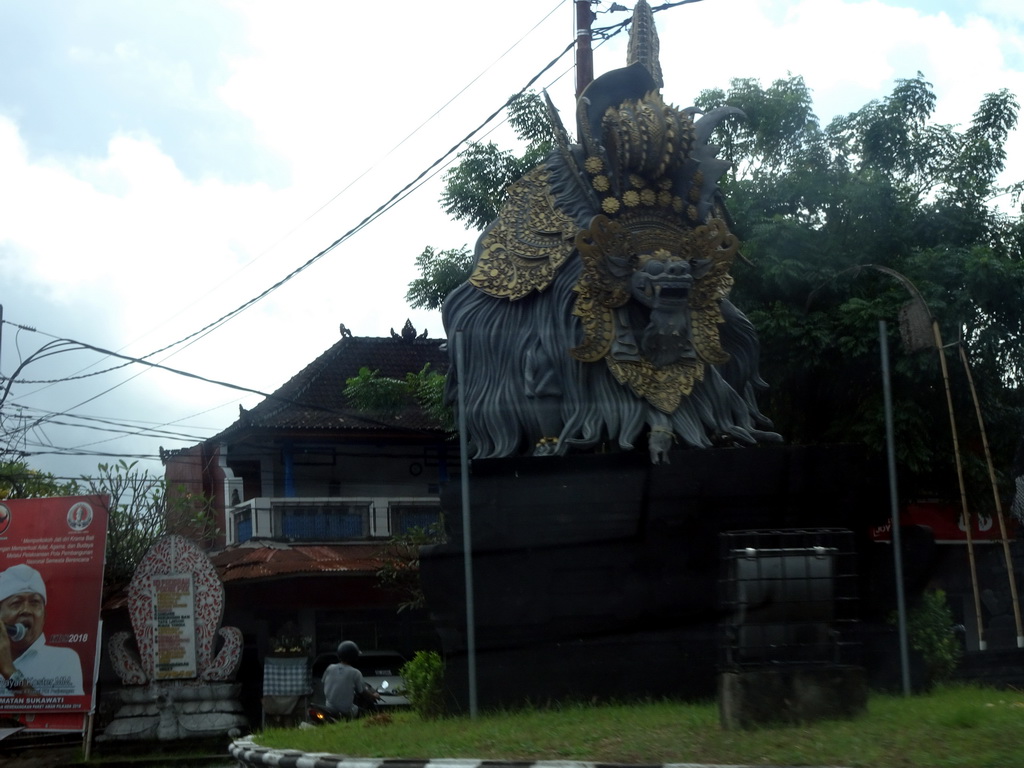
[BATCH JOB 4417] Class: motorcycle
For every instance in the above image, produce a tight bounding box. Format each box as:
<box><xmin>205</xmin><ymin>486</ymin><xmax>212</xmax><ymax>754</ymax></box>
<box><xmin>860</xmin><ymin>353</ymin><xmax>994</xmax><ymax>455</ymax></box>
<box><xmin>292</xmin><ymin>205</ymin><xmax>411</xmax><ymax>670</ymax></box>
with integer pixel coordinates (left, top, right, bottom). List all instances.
<box><xmin>307</xmin><ymin>701</ymin><xmax>347</xmax><ymax>725</ymax></box>
<box><xmin>307</xmin><ymin>685</ymin><xmax>380</xmax><ymax>724</ymax></box>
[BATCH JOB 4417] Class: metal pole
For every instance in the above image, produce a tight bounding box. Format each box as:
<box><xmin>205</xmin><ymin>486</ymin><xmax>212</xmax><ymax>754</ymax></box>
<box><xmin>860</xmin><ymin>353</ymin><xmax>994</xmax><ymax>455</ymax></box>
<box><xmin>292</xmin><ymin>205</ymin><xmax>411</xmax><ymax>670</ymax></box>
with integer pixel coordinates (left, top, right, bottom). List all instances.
<box><xmin>957</xmin><ymin>343</ymin><xmax>1024</xmax><ymax>648</ymax></box>
<box><xmin>455</xmin><ymin>330</ymin><xmax>478</xmax><ymax>716</ymax></box>
<box><xmin>880</xmin><ymin>321</ymin><xmax>912</xmax><ymax>696</ymax></box>
<box><xmin>82</xmin><ymin>712</ymin><xmax>95</xmax><ymax>760</ymax></box>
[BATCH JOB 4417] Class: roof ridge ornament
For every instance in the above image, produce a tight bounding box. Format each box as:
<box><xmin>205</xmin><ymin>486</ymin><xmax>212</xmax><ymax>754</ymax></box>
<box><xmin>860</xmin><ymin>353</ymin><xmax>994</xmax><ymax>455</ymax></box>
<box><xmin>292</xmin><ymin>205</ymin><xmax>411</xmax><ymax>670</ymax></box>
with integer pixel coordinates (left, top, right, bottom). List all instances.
<box><xmin>390</xmin><ymin>319</ymin><xmax>428</xmax><ymax>341</ymax></box>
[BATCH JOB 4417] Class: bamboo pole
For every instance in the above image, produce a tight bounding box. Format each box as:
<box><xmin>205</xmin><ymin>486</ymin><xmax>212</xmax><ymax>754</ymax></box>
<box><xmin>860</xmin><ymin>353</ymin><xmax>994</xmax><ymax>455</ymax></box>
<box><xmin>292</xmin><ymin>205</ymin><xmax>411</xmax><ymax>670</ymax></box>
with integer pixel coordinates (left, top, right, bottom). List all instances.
<box><xmin>811</xmin><ymin>265</ymin><xmax>991</xmax><ymax>649</ymax></box>
<box><xmin>932</xmin><ymin>319</ymin><xmax>986</xmax><ymax>649</ymax></box>
<box><xmin>957</xmin><ymin>343</ymin><xmax>1024</xmax><ymax>648</ymax></box>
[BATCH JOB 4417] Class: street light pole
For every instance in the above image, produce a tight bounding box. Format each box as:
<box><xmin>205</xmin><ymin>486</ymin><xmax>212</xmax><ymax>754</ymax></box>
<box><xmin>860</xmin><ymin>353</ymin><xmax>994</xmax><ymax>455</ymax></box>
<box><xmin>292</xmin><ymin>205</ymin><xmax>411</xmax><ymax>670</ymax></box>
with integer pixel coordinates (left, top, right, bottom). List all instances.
<box><xmin>880</xmin><ymin>320</ymin><xmax>912</xmax><ymax>695</ymax></box>
<box><xmin>455</xmin><ymin>330</ymin><xmax>478</xmax><ymax>717</ymax></box>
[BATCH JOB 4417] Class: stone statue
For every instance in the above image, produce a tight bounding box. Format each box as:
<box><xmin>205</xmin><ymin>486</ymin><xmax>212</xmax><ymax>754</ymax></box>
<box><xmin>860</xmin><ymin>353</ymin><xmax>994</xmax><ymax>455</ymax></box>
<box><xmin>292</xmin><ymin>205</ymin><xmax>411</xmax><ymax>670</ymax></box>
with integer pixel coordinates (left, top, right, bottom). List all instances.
<box><xmin>443</xmin><ymin>1</ymin><xmax>780</xmax><ymax>463</ymax></box>
<box><xmin>103</xmin><ymin>535</ymin><xmax>247</xmax><ymax>741</ymax></box>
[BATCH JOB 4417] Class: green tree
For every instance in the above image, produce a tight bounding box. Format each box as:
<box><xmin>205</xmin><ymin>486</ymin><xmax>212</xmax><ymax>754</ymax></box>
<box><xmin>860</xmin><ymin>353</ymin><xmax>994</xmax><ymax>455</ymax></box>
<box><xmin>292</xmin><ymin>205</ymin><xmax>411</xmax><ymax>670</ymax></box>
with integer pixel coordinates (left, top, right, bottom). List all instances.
<box><xmin>0</xmin><ymin>457</ymin><xmax>215</xmax><ymax>597</ymax></box>
<box><xmin>80</xmin><ymin>460</ymin><xmax>217</xmax><ymax>597</ymax></box>
<box><xmin>406</xmin><ymin>245</ymin><xmax>474</xmax><ymax>311</ymax></box>
<box><xmin>439</xmin><ymin>91</ymin><xmax>558</xmax><ymax>230</ymax></box>
<box><xmin>695</xmin><ymin>74</ymin><xmax>1023</xmax><ymax>502</ymax></box>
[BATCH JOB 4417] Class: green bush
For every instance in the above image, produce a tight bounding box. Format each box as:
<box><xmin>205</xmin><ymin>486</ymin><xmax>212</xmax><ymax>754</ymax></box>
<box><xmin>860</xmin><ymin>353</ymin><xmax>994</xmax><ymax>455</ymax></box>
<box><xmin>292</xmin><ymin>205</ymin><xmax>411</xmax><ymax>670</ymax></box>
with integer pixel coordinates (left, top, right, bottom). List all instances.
<box><xmin>402</xmin><ymin>650</ymin><xmax>446</xmax><ymax>719</ymax></box>
<box><xmin>907</xmin><ymin>589</ymin><xmax>962</xmax><ymax>683</ymax></box>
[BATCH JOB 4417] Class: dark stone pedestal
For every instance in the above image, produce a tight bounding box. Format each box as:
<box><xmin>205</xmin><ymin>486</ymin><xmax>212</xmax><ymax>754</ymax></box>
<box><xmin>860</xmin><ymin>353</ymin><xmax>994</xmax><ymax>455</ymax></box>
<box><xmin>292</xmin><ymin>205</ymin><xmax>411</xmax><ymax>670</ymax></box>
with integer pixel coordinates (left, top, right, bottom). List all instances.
<box><xmin>718</xmin><ymin>666</ymin><xmax>867</xmax><ymax>729</ymax></box>
<box><xmin>441</xmin><ymin>627</ymin><xmax>722</xmax><ymax>712</ymax></box>
<box><xmin>422</xmin><ymin>445</ymin><xmax>886</xmax><ymax>711</ymax></box>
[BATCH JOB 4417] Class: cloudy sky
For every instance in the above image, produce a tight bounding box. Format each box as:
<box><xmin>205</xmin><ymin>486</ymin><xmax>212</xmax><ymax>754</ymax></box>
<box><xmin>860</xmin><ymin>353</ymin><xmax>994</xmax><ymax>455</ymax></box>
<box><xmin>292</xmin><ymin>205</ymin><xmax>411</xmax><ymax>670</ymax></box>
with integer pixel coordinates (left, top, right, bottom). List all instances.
<box><xmin>1</xmin><ymin>0</ymin><xmax>1022</xmax><ymax>483</ymax></box>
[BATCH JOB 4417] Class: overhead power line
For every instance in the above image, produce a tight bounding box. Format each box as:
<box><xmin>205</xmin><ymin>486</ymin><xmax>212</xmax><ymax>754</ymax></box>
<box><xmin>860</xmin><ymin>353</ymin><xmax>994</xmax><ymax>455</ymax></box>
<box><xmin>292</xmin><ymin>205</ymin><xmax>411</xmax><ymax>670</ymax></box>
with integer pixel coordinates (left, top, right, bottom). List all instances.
<box><xmin>5</xmin><ymin>404</ymin><xmax>210</xmax><ymax>443</ymax></box>
<box><xmin>2</xmin><ymin>32</ymin><xmax>584</xmax><ymax>455</ymax></box>
<box><xmin>1</xmin><ymin>323</ymin><xmax>448</xmax><ymax>441</ymax></box>
<box><xmin>116</xmin><ymin>38</ymin><xmax>581</xmax><ymax>364</ymax></box>
<box><xmin>6</xmin><ymin>2</ymin><xmax>695</xmax><ymax>461</ymax></box>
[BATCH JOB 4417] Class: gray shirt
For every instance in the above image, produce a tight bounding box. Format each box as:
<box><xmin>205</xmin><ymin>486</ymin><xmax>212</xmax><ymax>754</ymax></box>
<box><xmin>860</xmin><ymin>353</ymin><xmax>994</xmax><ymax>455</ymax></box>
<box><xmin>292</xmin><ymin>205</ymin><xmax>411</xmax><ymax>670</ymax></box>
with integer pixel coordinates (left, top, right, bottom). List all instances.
<box><xmin>322</xmin><ymin>662</ymin><xmax>365</xmax><ymax>716</ymax></box>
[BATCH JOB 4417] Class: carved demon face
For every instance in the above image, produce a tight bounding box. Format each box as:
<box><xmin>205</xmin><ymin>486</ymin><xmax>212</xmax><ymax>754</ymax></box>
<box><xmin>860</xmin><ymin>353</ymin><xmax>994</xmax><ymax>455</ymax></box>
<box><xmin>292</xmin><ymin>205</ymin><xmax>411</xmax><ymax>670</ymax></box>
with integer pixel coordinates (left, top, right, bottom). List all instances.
<box><xmin>570</xmin><ymin>214</ymin><xmax>738</xmax><ymax>410</ymax></box>
<box><xmin>631</xmin><ymin>249</ymin><xmax>697</xmax><ymax>310</ymax></box>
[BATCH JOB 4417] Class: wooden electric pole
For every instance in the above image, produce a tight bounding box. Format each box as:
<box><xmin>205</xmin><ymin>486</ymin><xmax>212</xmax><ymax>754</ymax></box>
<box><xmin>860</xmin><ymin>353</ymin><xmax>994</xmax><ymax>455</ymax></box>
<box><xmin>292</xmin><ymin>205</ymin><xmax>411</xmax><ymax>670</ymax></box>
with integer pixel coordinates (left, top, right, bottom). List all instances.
<box><xmin>575</xmin><ymin>0</ymin><xmax>594</xmax><ymax>98</ymax></box>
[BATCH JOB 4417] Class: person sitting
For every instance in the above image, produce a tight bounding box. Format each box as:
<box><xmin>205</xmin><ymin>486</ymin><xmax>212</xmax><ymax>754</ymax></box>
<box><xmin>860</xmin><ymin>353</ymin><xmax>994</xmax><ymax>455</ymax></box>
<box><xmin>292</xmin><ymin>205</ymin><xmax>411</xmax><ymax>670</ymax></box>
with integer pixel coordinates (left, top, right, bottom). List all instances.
<box><xmin>321</xmin><ymin>640</ymin><xmax>378</xmax><ymax>719</ymax></box>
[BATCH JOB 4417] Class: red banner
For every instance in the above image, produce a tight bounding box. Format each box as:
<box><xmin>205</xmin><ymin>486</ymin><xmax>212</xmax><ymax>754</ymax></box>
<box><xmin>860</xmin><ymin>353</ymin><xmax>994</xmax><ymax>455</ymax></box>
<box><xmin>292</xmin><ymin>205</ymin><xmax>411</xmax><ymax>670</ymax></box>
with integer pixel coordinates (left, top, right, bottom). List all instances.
<box><xmin>0</xmin><ymin>496</ymin><xmax>108</xmax><ymax>729</ymax></box>
<box><xmin>870</xmin><ymin>501</ymin><xmax>1017</xmax><ymax>544</ymax></box>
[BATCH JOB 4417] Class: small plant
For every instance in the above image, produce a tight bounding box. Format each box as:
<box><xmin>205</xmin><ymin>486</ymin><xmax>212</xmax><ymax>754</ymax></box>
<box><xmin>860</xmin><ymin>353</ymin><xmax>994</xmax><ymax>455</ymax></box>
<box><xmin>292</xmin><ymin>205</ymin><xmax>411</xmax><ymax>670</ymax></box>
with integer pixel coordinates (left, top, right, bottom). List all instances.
<box><xmin>402</xmin><ymin>650</ymin><xmax>446</xmax><ymax>720</ymax></box>
<box><xmin>906</xmin><ymin>589</ymin><xmax>962</xmax><ymax>683</ymax></box>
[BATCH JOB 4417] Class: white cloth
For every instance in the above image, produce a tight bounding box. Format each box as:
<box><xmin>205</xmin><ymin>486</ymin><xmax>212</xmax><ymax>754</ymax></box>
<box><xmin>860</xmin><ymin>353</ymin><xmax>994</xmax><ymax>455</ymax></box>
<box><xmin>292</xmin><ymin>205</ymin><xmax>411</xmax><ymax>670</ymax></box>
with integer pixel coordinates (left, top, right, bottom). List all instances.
<box><xmin>1</xmin><ymin>635</ymin><xmax>83</xmax><ymax>696</ymax></box>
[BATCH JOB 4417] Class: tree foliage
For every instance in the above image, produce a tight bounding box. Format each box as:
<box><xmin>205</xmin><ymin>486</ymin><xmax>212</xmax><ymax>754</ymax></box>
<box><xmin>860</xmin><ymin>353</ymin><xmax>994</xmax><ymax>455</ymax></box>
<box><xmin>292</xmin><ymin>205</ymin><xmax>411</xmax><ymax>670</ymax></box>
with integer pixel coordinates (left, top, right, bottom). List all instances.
<box><xmin>439</xmin><ymin>91</ymin><xmax>558</xmax><ymax>231</ymax></box>
<box><xmin>80</xmin><ymin>460</ymin><xmax>217</xmax><ymax>597</ymax></box>
<box><xmin>0</xmin><ymin>459</ymin><xmax>79</xmax><ymax>499</ymax></box>
<box><xmin>695</xmin><ymin>74</ymin><xmax>1023</xmax><ymax>503</ymax></box>
<box><xmin>905</xmin><ymin>589</ymin><xmax>963</xmax><ymax>684</ymax></box>
<box><xmin>405</xmin><ymin>245</ymin><xmax>474</xmax><ymax>311</ymax></box>
<box><xmin>344</xmin><ymin>364</ymin><xmax>454</xmax><ymax>433</ymax></box>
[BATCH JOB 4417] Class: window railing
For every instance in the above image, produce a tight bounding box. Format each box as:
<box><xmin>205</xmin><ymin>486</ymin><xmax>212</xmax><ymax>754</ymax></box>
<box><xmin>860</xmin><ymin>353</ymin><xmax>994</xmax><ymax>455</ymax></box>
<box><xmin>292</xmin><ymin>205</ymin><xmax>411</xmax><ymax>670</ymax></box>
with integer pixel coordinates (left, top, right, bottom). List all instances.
<box><xmin>389</xmin><ymin>501</ymin><xmax>445</xmax><ymax>536</ymax></box>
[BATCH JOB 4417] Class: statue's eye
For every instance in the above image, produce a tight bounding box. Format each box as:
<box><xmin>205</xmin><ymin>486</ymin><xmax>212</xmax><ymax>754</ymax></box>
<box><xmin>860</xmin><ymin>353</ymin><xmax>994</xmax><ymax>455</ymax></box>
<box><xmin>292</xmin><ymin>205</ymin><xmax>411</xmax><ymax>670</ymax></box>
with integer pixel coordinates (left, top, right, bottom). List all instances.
<box><xmin>645</xmin><ymin>260</ymin><xmax>664</xmax><ymax>276</ymax></box>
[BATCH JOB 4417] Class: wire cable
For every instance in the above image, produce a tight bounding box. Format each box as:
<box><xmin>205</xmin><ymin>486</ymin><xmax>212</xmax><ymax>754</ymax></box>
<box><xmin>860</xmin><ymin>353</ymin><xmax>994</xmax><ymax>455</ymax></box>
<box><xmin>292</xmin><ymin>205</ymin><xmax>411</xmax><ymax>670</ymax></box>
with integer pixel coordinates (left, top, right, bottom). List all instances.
<box><xmin>6</xmin><ymin>3</ymin><xmax>707</xmax><ymax>462</ymax></box>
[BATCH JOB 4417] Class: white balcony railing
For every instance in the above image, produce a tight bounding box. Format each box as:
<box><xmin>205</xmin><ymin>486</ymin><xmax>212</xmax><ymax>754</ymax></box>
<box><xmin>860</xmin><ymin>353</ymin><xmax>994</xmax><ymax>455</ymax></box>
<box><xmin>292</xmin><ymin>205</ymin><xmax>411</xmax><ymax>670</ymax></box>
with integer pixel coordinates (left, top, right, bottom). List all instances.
<box><xmin>226</xmin><ymin>496</ymin><xmax>441</xmax><ymax>546</ymax></box>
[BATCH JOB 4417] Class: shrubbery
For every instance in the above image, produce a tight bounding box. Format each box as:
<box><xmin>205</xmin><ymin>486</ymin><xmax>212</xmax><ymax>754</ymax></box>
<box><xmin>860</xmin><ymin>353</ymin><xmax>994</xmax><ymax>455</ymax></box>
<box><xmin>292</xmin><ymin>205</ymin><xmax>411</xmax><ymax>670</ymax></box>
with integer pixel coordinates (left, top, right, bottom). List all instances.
<box><xmin>401</xmin><ymin>650</ymin><xmax>446</xmax><ymax>719</ymax></box>
<box><xmin>907</xmin><ymin>589</ymin><xmax>962</xmax><ymax>683</ymax></box>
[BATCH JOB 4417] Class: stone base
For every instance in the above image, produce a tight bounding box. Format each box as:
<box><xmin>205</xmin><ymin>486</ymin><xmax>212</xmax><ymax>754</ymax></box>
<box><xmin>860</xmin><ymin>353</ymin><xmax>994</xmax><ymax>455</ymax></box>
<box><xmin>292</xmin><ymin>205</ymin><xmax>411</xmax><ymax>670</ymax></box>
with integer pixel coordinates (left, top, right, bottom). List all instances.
<box><xmin>100</xmin><ymin>682</ymin><xmax>248</xmax><ymax>741</ymax></box>
<box><xmin>718</xmin><ymin>665</ymin><xmax>867</xmax><ymax>729</ymax></box>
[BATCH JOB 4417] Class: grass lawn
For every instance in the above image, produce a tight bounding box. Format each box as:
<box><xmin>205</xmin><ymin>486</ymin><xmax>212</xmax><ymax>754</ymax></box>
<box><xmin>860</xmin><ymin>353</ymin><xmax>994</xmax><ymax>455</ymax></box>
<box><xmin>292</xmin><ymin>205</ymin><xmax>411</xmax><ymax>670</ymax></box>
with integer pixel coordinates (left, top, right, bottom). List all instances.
<box><xmin>253</xmin><ymin>684</ymin><xmax>1024</xmax><ymax>768</ymax></box>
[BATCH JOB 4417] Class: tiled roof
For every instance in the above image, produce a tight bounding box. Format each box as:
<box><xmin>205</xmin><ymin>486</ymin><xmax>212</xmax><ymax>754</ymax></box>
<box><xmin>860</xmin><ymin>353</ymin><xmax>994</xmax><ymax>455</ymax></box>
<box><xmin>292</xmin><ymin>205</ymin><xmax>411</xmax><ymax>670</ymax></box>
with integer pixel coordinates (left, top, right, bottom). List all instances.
<box><xmin>102</xmin><ymin>542</ymin><xmax>384</xmax><ymax>608</ymax></box>
<box><xmin>208</xmin><ymin>541</ymin><xmax>385</xmax><ymax>582</ymax></box>
<box><xmin>217</xmin><ymin>323</ymin><xmax>449</xmax><ymax>438</ymax></box>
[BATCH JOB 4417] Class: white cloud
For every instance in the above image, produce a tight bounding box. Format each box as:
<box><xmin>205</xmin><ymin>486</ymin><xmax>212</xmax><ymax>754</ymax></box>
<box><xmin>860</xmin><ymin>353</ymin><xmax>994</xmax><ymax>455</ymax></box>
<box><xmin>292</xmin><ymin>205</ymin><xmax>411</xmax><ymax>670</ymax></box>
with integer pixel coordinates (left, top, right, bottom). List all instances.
<box><xmin>1</xmin><ymin>0</ymin><xmax>1021</xmax><ymax>479</ymax></box>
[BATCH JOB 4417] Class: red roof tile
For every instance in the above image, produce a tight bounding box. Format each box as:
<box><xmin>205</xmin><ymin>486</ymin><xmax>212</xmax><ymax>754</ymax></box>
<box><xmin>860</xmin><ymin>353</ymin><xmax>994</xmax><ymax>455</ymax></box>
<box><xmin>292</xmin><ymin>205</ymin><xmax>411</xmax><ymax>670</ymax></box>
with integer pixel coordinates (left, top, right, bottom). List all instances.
<box><xmin>208</xmin><ymin>542</ymin><xmax>386</xmax><ymax>582</ymax></box>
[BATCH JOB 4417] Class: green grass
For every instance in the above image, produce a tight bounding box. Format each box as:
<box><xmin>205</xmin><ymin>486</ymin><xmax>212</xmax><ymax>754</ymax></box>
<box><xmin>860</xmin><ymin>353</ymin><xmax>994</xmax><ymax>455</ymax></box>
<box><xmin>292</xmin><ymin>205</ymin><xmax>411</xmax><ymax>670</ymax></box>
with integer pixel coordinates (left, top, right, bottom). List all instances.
<box><xmin>254</xmin><ymin>685</ymin><xmax>1024</xmax><ymax>768</ymax></box>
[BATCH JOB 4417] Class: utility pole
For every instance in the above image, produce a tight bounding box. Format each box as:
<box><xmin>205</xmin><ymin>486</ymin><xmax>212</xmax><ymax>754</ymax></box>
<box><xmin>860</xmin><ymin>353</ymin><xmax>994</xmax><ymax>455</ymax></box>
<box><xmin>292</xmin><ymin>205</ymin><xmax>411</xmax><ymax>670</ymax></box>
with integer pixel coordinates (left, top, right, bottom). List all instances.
<box><xmin>575</xmin><ymin>0</ymin><xmax>595</xmax><ymax>98</ymax></box>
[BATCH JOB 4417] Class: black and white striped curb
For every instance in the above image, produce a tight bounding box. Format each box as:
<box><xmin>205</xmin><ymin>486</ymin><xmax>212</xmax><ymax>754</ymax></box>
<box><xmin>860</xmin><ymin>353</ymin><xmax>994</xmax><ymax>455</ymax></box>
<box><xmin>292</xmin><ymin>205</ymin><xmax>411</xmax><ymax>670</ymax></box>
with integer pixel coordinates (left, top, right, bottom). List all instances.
<box><xmin>228</xmin><ymin>739</ymin><xmax>835</xmax><ymax>768</ymax></box>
